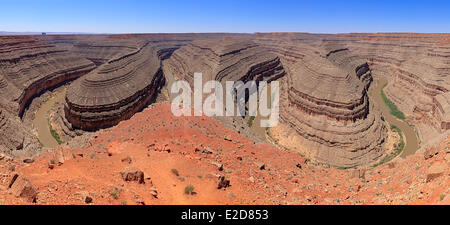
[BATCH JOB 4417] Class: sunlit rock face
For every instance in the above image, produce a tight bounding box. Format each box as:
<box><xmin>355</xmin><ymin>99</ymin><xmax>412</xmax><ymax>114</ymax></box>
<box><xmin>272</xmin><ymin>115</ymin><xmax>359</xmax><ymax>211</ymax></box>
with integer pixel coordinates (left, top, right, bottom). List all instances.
<box><xmin>166</xmin><ymin>38</ymin><xmax>286</xmax><ymax>86</ymax></box>
<box><xmin>329</xmin><ymin>33</ymin><xmax>450</xmax><ymax>144</ymax></box>
<box><xmin>255</xmin><ymin>35</ymin><xmax>388</xmax><ymax>167</ymax></box>
<box><xmin>0</xmin><ymin>36</ymin><xmax>95</xmax><ymax>117</ymax></box>
<box><xmin>65</xmin><ymin>42</ymin><xmax>170</xmax><ymax>131</ymax></box>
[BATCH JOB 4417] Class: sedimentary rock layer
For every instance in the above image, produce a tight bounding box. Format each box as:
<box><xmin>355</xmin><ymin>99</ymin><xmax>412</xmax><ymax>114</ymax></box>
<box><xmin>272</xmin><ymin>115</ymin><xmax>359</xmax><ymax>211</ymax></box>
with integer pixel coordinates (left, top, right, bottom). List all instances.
<box><xmin>166</xmin><ymin>38</ymin><xmax>285</xmax><ymax>86</ymax></box>
<box><xmin>0</xmin><ymin>108</ymin><xmax>24</xmax><ymax>151</ymax></box>
<box><xmin>328</xmin><ymin>33</ymin><xmax>450</xmax><ymax>144</ymax></box>
<box><xmin>71</xmin><ymin>39</ymin><xmax>140</xmax><ymax>66</ymax></box>
<box><xmin>0</xmin><ymin>36</ymin><xmax>96</xmax><ymax>117</ymax></box>
<box><xmin>255</xmin><ymin>36</ymin><xmax>387</xmax><ymax>167</ymax></box>
<box><xmin>65</xmin><ymin>42</ymin><xmax>167</xmax><ymax>131</ymax></box>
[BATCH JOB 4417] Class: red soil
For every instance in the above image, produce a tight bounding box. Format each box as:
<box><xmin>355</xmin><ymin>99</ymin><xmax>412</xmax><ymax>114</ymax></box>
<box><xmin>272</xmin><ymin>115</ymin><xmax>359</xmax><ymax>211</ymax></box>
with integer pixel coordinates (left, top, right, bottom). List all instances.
<box><xmin>0</xmin><ymin>102</ymin><xmax>448</xmax><ymax>205</ymax></box>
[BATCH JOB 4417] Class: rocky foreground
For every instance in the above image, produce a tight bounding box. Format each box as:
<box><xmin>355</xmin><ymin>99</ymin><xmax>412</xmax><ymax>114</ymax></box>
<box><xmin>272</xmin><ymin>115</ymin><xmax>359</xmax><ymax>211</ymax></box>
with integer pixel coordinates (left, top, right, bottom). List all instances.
<box><xmin>0</xmin><ymin>102</ymin><xmax>448</xmax><ymax>205</ymax></box>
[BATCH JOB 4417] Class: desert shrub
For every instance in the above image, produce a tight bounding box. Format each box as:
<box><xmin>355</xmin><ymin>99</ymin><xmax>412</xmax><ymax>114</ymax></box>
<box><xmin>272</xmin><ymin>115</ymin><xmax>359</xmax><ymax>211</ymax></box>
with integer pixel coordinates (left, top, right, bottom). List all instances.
<box><xmin>381</xmin><ymin>84</ymin><xmax>406</xmax><ymax>120</ymax></box>
<box><xmin>248</xmin><ymin>116</ymin><xmax>255</xmax><ymax>127</ymax></box>
<box><xmin>110</xmin><ymin>187</ymin><xmax>121</xmax><ymax>200</ymax></box>
<box><xmin>184</xmin><ymin>184</ymin><xmax>195</xmax><ymax>195</ymax></box>
<box><xmin>8</xmin><ymin>165</ymin><xmax>15</xmax><ymax>171</ymax></box>
<box><xmin>171</xmin><ymin>168</ymin><xmax>179</xmax><ymax>176</ymax></box>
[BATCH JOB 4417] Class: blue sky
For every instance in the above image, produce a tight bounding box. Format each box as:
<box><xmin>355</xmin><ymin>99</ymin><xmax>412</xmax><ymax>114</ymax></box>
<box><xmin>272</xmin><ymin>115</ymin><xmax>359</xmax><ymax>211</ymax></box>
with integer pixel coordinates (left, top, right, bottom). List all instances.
<box><xmin>1</xmin><ymin>0</ymin><xmax>449</xmax><ymax>33</ymax></box>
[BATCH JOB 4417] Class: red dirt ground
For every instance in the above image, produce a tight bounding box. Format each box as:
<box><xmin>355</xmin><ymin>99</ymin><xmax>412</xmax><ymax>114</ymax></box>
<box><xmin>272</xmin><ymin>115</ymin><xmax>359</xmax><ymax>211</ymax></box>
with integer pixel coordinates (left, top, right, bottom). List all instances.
<box><xmin>0</xmin><ymin>102</ymin><xmax>448</xmax><ymax>205</ymax></box>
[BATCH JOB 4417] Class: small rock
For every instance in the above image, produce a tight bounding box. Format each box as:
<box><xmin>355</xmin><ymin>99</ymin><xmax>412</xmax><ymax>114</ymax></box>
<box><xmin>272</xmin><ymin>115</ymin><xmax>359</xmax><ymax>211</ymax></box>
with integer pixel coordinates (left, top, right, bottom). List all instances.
<box><xmin>217</xmin><ymin>175</ymin><xmax>230</xmax><ymax>189</ymax></box>
<box><xmin>196</xmin><ymin>146</ymin><xmax>213</xmax><ymax>154</ymax></box>
<box><xmin>224</xmin><ymin>135</ymin><xmax>232</xmax><ymax>142</ymax></box>
<box><xmin>149</xmin><ymin>187</ymin><xmax>158</xmax><ymax>198</ymax></box>
<box><xmin>248</xmin><ymin>176</ymin><xmax>255</xmax><ymax>183</ymax></box>
<box><xmin>23</xmin><ymin>158</ymin><xmax>34</xmax><ymax>164</ymax></box>
<box><xmin>210</xmin><ymin>161</ymin><xmax>224</xmax><ymax>171</ymax></box>
<box><xmin>84</xmin><ymin>195</ymin><xmax>93</xmax><ymax>204</ymax></box>
<box><xmin>424</xmin><ymin>147</ymin><xmax>439</xmax><ymax>160</ymax></box>
<box><xmin>121</xmin><ymin>156</ymin><xmax>132</xmax><ymax>164</ymax></box>
<box><xmin>255</xmin><ymin>162</ymin><xmax>266</xmax><ymax>170</ymax></box>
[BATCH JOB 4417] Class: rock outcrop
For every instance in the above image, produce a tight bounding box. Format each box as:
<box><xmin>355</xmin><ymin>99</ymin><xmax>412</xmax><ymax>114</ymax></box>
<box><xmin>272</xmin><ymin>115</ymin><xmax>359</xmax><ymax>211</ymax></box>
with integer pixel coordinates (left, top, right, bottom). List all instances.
<box><xmin>0</xmin><ymin>36</ymin><xmax>96</xmax><ymax>117</ymax></box>
<box><xmin>0</xmin><ymin>108</ymin><xmax>25</xmax><ymax>151</ymax></box>
<box><xmin>71</xmin><ymin>39</ymin><xmax>141</xmax><ymax>66</ymax></box>
<box><xmin>120</xmin><ymin>167</ymin><xmax>145</xmax><ymax>184</ymax></box>
<box><xmin>166</xmin><ymin>38</ymin><xmax>285</xmax><ymax>85</ymax></box>
<box><xmin>65</xmin><ymin>42</ymin><xmax>166</xmax><ymax>131</ymax></box>
<box><xmin>256</xmin><ymin>37</ymin><xmax>388</xmax><ymax>167</ymax></box>
<box><xmin>328</xmin><ymin>33</ymin><xmax>450</xmax><ymax>145</ymax></box>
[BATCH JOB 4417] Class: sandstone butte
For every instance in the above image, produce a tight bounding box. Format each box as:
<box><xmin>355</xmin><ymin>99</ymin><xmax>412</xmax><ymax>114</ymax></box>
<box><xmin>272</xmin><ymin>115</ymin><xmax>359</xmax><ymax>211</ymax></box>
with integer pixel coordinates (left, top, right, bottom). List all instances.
<box><xmin>0</xmin><ymin>33</ymin><xmax>448</xmax><ymax>205</ymax></box>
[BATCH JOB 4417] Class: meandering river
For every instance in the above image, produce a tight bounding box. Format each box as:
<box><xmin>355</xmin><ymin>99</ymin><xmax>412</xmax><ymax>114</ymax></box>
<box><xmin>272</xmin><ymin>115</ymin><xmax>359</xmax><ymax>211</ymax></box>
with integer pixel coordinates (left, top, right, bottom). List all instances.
<box><xmin>33</xmin><ymin>88</ymin><xmax>66</xmax><ymax>148</ymax></box>
<box><xmin>369</xmin><ymin>76</ymin><xmax>419</xmax><ymax>157</ymax></box>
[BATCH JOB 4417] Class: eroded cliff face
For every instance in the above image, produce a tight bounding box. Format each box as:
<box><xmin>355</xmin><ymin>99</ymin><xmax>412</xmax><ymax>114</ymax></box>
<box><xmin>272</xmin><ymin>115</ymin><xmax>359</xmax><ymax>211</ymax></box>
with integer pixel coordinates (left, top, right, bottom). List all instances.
<box><xmin>0</xmin><ymin>36</ymin><xmax>96</xmax><ymax>118</ymax></box>
<box><xmin>0</xmin><ymin>36</ymin><xmax>96</xmax><ymax>154</ymax></box>
<box><xmin>1</xmin><ymin>33</ymin><xmax>448</xmax><ymax>169</ymax></box>
<box><xmin>329</xmin><ymin>33</ymin><xmax>450</xmax><ymax>145</ymax></box>
<box><xmin>65</xmin><ymin>42</ymin><xmax>169</xmax><ymax>131</ymax></box>
<box><xmin>166</xmin><ymin>38</ymin><xmax>285</xmax><ymax>85</ymax></box>
<box><xmin>254</xmin><ymin>36</ymin><xmax>388</xmax><ymax>167</ymax></box>
<box><xmin>0</xmin><ymin>108</ymin><xmax>25</xmax><ymax>151</ymax></box>
<box><xmin>71</xmin><ymin>39</ymin><xmax>141</xmax><ymax>66</ymax></box>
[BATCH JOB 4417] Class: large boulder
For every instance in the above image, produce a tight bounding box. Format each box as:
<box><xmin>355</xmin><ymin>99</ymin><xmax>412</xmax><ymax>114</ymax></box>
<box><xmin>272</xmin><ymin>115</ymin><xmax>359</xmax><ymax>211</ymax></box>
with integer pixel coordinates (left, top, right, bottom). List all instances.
<box><xmin>9</xmin><ymin>174</ymin><xmax>38</xmax><ymax>202</ymax></box>
<box><xmin>120</xmin><ymin>167</ymin><xmax>145</xmax><ymax>184</ymax></box>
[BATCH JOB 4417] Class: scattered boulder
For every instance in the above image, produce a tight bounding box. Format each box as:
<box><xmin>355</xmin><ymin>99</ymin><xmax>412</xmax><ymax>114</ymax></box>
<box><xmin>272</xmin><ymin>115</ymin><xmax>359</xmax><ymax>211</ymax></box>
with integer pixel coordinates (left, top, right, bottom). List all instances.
<box><xmin>224</xmin><ymin>135</ymin><xmax>232</xmax><ymax>142</ymax></box>
<box><xmin>149</xmin><ymin>187</ymin><xmax>158</xmax><ymax>198</ymax></box>
<box><xmin>84</xmin><ymin>194</ymin><xmax>93</xmax><ymax>204</ymax></box>
<box><xmin>23</xmin><ymin>158</ymin><xmax>34</xmax><ymax>164</ymax></box>
<box><xmin>121</xmin><ymin>156</ymin><xmax>132</xmax><ymax>164</ymax></box>
<box><xmin>155</xmin><ymin>143</ymin><xmax>170</xmax><ymax>153</ymax></box>
<box><xmin>7</xmin><ymin>173</ymin><xmax>19</xmax><ymax>188</ymax></box>
<box><xmin>255</xmin><ymin>162</ymin><xmax>266</xmax><ymax>170</ymax></box>
<box><xmin>9</xmin><ymin>175</ymin><xmax>38</xmax><ymax>202</ymax></box>
<box><xmin>48</xmin><ymin>162</ymin><xmax>55</xmax><ymax>170</ymax></box>
<box><xmin>426</xmin><ymin>161</ymin><xmax>446</xmax><ymax>183</ymax></box>
<box><xmin>387</xmin><ymin>162</ymin><xmax>396</xmax><ymax>169</ymax></box>
<box><xmin>195</xmin><ymin>146</ymin><xmax>213</xmax><ymax>154</ymax></box>
<box><xmin>424</xmin><ymin>147</ymin><xmax>439</xmax><ymax>160</ymax></box>
<box><xmin>210</xmin><ymin>161</ymin><xmax>224</xmax><ymax>171</ymax></box>
<box><xmin>52</xmin><ymin>146</ymin><xmax>74</xmax><ymax>165</ymax></box>
<box><xmin>217</xmin><ymin>175</ymin><xmax>230</xmax><ymax>189</ymax></box>
<box><xmin>0</xmin><ymin>153</ymin><xmax>12</xmax><ymax>162</ymax></box>
<box><xmin>350</xmin><ymin>168</ymin><xmax>366</xmax><ymax>180</ymax></box>
<box><xmin>120</xmin><ymin>167</ymin><xmax>145</xmax><ymax>184</ymax></box>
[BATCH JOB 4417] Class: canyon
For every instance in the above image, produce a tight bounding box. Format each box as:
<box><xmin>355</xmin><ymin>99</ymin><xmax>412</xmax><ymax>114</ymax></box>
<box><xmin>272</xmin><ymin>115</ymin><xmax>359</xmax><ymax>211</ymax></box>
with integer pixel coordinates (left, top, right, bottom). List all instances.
<box><xmin>0</xmin><ymin>33</ymin><xmax>448</xmax><ymax>204</ymax></box>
